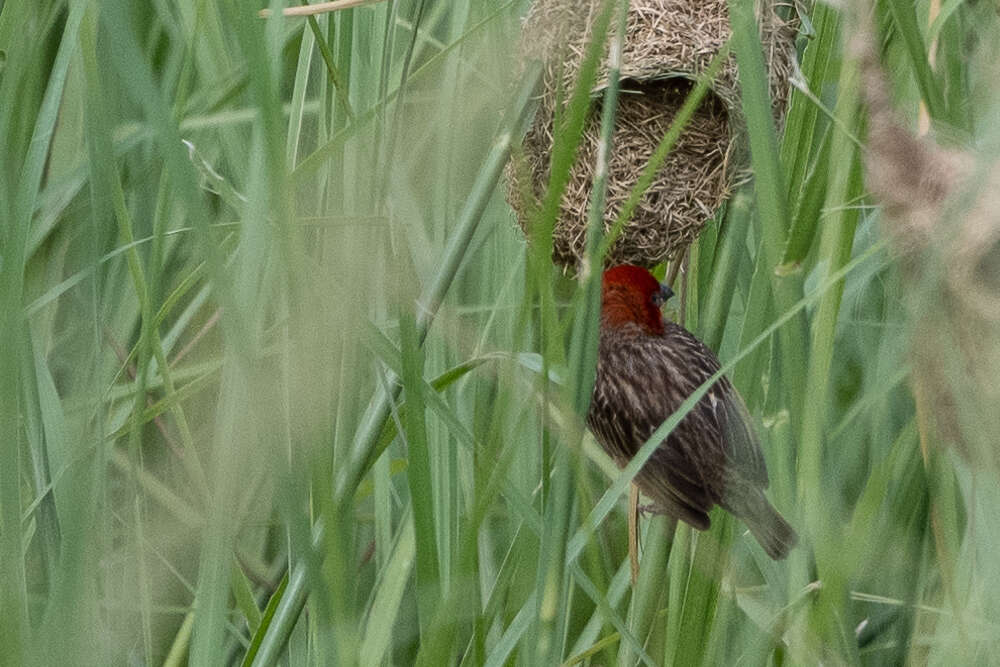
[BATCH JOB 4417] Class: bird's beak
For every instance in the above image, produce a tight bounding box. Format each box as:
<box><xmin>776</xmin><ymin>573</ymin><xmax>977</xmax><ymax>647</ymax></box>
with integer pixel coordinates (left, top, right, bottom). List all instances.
<box><xmin>659</xmin><ymin>283</ymin><xmax>674</xmax><ymax>303</ymax></box>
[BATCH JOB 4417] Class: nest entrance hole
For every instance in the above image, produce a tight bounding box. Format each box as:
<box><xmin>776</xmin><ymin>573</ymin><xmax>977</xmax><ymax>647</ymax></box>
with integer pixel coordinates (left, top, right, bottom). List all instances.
<box><xmin>594</xmin><ymin>75</ymin><xmax>729</xmax><ymax>131</ymax></box>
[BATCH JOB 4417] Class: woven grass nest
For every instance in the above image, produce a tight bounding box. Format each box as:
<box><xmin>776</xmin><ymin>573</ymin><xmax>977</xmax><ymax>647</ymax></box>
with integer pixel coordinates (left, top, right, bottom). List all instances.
<box><xmin>506</xmin><ymin>0</ymin><xmax>799</xmax><ymax>270</ymax></box>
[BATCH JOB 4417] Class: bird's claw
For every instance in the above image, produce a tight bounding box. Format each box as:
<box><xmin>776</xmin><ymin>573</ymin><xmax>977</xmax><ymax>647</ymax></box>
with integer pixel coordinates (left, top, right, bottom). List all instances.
<box><xmin>638</xmin><ymin>503</ymin><xmax>659</xmax><ymax>517</ymax></box>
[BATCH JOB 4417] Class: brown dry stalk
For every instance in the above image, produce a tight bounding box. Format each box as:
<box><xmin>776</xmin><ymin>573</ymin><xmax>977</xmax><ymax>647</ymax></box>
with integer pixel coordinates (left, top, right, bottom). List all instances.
<box><xmin>169</xmin><ymin>308</ymin><xmax>221</xmax><ymax>368</ymax></box>
<box><xmin>629</xmin><ymin>482</ymin><xmax>640</xmax><ymax>584</ymax></box>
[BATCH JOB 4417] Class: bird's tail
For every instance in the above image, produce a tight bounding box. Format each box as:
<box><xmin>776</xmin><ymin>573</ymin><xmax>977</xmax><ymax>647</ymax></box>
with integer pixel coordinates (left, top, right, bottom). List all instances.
<box><xmin>740</xmin><ymin>491</ymin><xmax>798</xmax><ymax>560</ymax></box>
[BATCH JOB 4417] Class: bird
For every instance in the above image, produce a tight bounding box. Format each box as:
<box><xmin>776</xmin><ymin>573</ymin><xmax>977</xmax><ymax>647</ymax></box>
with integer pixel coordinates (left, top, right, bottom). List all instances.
<box><xmin>586</xmin><ymin>264</ymin><xmax>798</xmax><ymax>560</ymax></box>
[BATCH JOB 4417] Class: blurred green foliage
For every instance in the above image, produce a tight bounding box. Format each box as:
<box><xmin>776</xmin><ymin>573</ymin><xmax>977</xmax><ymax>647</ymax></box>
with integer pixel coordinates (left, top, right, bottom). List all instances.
<box><xmin>1</xmin><ymin>0</ymin><xmax>999</xmax><ymax>665</ymax></box>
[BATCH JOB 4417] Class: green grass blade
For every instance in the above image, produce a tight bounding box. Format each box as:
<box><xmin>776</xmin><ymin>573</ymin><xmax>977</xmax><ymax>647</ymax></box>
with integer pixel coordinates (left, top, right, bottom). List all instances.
<box><xmin>0</xmin><ymin>1</ymin><xmax>87</xmax><ymax>657</ymax></box>
<box><xmin>399</xmin><ymin>311</ymin><xmax>440</xmax><ymax>639</ymax></box>
<box><xmin>727</xmin><ymin>0</ymin><xmax>809</xmax><ymax>422</ymax></box>
<box><xmin>359</xmin><ymin>509</ymin><xmax>416</xmax><ymax>665</ymax></box>
<box><xmin>885</xmin><ymin>0</ymin><xmax>947</xmax><ymax>123</ymax></box>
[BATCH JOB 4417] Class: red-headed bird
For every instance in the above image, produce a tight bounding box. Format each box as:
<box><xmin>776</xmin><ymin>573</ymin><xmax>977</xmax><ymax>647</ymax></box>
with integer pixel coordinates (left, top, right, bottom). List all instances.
<box><xmin>587</xmin><ymin>265</ymin><xmax>797</xmax><ymax>559</ymax></box>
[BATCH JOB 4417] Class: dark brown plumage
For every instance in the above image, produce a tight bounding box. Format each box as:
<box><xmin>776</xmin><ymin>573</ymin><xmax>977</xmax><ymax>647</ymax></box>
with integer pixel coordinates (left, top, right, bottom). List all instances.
<box><xmin>587</xmin><ymin>265</ymin><xmax>797</xmax><ymax>559</ymax></box>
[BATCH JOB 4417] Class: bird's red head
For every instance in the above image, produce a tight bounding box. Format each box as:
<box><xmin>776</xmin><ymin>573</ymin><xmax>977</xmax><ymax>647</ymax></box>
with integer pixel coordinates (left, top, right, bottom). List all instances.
<box><xmin>600</xmin><ymin>265</ymin><xmax>669</xmax><ymax>335</ymax></box>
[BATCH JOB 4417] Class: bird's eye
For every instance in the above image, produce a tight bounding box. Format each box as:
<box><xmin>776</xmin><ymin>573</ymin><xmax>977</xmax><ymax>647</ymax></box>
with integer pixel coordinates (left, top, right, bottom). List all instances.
<box><xmin>655</xmin><ymin>283</ymin><xmax>675</xmax><ymax>308</ymax></box>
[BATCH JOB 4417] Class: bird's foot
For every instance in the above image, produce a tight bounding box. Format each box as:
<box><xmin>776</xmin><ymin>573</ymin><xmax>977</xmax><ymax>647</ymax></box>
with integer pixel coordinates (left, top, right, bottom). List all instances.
<box><xmin>638</xmin><ymin>503</ymin><xmax>660</xmax><ymax>517</ymax></box>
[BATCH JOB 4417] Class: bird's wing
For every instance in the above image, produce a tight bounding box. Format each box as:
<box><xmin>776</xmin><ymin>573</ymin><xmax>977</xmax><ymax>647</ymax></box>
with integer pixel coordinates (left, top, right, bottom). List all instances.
<box><xmin>661</xmin><ymin>323</ymin><xmax>770</xmax><ymax>489</ymax></box>
<box><xmin>713</xmin><ymin>379</ymin><xmax>769</xmax><ymax>488</ymax></box>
